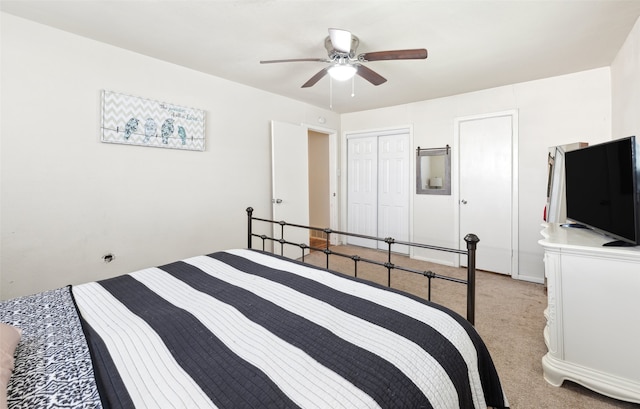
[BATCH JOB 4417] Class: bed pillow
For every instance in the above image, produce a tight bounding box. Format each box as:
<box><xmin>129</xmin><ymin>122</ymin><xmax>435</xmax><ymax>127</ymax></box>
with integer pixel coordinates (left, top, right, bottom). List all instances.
<box><xmin>0</xmin><ymin>322</ymin><xmax>22</xmax><ymax>409</ymax></box>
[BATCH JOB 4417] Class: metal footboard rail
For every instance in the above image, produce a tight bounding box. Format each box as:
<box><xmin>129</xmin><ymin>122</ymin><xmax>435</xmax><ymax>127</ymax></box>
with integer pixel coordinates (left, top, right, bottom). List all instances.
<box><xmin>246</xmin><ymin>207</ymin><xmax>479</xmax><ymax>324</ymax></box>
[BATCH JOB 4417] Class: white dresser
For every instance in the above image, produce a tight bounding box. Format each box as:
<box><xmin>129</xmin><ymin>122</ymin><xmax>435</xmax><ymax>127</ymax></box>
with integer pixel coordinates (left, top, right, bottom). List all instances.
<box><xmin>539</xmin><ymin>223</ymin><xmax>640</xmax><ymax>403</ymax></box>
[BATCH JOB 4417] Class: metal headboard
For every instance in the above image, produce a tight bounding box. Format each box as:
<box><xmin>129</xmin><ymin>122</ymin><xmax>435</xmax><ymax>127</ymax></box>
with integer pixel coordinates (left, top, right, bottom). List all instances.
<box><xmin>246</xmin><ymin>207</ymin><xmax>479</xmax><ymax>324</ymax></box>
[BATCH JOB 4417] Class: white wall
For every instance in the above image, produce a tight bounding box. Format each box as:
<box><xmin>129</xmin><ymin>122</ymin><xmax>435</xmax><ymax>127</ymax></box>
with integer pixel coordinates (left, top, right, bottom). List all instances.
<box><xmin>341</xmin><ymin>68</ymin><xmax>611</xmax><ymax>283</ymax></box>
<box><xmin>611</xmin><ymin>16</ymin><xmax>640</xmax><ymax>138</ymax></box>
<box><xmin>0</xmin><ymin>13</ymin><xmax>339</xmax><ymax>299</ymax></box>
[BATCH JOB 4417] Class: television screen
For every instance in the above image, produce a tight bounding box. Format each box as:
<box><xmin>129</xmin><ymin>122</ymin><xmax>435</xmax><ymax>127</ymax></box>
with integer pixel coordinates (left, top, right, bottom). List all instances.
<box><xmin>564</xmin><ymin>136</ymin><xmax>639</xmax><ymax>245</ymax></box>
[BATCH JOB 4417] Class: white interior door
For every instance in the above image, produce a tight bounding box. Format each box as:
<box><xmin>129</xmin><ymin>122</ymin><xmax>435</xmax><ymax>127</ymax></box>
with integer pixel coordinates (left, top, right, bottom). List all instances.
<box><xmin>346</xmin><ymin>131</ymin><xmax>410</xmax><ymax>254</ymax></box>
<box><xmin>347</xmin><ymin>136</ymin><xmax>378</xmax><ymax>248</ymax></box>
<box><xmin>377</xmin><ymin>133</ymin><xmax>410</xmax><ymax>253</ymax></box>
<box><xmin>271</xmin><ymin>120</ymin><xmax>309</xmax><ymax>259</ymax></box>
<box><xmin>458</xmin><ymin>113</ymin><xmax>515</xmax><ymax>275</ymax></box>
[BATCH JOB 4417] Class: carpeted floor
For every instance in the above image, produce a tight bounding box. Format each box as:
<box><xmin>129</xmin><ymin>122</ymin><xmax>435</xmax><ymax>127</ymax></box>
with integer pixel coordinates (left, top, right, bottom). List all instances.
<box><xmin>300</xmin><ymin>245</ymin><xmax>639</xmax><ymax>409</ymax></box>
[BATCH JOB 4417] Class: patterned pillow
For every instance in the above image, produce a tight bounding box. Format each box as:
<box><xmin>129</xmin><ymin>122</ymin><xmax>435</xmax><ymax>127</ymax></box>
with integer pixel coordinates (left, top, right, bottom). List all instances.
<box><xmin>0</xmin><ymin>323</ymin><xmax>22</xmax><ymax>409</ymax></box>
<box><xmin>0</xmin><ymin>287</ymin><xmax>103</xmax><ymax>409</ymax></box>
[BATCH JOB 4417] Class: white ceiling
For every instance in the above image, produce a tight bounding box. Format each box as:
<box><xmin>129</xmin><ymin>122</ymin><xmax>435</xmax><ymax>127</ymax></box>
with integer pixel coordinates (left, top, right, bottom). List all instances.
<box><xmin>2</xmin><ymin>1</ymin><xmax>640</xmax><ymax>114</ymax></box>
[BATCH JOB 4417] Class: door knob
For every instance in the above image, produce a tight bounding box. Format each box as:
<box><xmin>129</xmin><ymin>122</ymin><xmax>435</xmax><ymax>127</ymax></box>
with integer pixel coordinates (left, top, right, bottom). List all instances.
<box><xmin>461</xmin><ymin>199</ymin><xmax>468</xmax><ymax>204</ymax></box>
<box><xmin>272</xmin><ymin>198</ymin><xmax>283</xmax><ymax>204</ymax></box>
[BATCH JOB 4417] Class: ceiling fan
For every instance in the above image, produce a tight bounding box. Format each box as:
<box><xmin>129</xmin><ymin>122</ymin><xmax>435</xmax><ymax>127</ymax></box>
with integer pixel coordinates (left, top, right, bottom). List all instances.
<box><xmin>260</xmin><ymin>28</ymin><xmax>428</xmax><ymax>88</ymax></box>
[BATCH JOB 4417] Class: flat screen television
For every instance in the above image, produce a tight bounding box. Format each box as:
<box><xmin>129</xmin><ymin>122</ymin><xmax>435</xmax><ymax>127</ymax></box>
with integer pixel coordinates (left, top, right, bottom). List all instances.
<box><xmin>564</xmin><ymin>135</ymin><xmax>640</xmax><ymax>246</ymax></box>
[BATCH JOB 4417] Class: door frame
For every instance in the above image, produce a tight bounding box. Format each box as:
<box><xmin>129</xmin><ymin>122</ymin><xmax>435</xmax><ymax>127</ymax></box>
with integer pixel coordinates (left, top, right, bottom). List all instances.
<box><xmin>453</xmin><ymin>110</ymin><xmax>519</xmax><ymax>277</ymax></box>
<box><xmin>341</xmin><ymin>126</ymin><xmax>414</xmax><ymax>254</ymax></box>
<box><xmin>270</xmin><ymin>121</ymin><xmax>338</xmax><ymax>251</ymax></box>
<box><xmin>303</xmin><ymin>123</ymin><xmax>339</xmax><ymax>244</ymax></box>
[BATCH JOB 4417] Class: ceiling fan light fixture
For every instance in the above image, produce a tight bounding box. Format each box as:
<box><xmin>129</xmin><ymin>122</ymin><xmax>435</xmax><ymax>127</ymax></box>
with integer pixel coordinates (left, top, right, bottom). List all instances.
<box><xmin>328</xmin><ymin>64</ymin><xmax>357</xmax><ymax>81</ymax></box>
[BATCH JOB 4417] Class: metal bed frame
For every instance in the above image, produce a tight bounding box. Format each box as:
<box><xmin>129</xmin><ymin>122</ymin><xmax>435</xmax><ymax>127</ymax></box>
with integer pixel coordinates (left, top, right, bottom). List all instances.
<box><xmin>246</xmin><ymin>207</ymin><xmax>479</xmax><ymax>324</ymax></box>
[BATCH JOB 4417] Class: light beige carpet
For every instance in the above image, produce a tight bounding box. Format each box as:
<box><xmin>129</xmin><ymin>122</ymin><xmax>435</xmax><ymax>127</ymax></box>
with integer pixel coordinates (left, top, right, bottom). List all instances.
<box><xmin>299</xmin><ymin>245</ymin><xmax>638</xmax><ymax>409</ymax></box>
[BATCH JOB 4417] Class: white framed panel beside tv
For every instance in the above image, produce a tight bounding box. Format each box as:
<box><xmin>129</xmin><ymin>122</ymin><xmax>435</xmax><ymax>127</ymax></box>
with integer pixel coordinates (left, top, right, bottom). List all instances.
<box><xmin>546</xmin><ymin>142</ymin><xmax>588</xmax><ymax>223</ymax></box>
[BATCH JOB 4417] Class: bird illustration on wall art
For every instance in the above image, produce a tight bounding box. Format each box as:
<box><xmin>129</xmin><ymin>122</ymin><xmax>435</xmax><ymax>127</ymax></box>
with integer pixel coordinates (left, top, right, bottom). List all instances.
<box><xmin>161</xmin><ymin>118</ymin><xmax>175</xmax><ymax>144</ymax></box>
<box><xmin>123</xmin><ymin>117</ymin><xmax>139</xmax><ymax>140</ymax></box>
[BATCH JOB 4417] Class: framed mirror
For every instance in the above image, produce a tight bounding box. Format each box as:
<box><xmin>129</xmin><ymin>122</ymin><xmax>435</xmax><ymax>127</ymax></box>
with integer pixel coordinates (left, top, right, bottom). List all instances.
<box><xmin>416</xmin><ymin>145</ymin><xmax>451</xmax><ymax>195</ymax></box>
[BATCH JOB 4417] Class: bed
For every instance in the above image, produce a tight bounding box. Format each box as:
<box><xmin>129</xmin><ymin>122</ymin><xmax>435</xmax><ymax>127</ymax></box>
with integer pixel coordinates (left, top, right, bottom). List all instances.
<box><xmin>1</xmin><ymin>210</ymin><xmax>509</xmax><ymax>409</ymax></box>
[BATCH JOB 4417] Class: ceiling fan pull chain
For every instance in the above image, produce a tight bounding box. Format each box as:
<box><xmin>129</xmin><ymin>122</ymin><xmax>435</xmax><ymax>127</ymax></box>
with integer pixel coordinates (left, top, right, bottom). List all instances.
<box><xmin>329</xmin><ymin>76</ymin><xmax>333</xmax><ymax>109</ymax></box>
<box><xmin>351</xmin><ymin>76</ymin><xmax>355</xmax><ymax>97</ymax></box>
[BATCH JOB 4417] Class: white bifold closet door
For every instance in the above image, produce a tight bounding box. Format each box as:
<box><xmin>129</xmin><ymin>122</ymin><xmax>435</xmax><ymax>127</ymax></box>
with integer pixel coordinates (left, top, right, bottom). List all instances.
<box><xmin>347</xmin><ymin>132</ymin><xmax>410</xmax><ymax>254</ymax></box>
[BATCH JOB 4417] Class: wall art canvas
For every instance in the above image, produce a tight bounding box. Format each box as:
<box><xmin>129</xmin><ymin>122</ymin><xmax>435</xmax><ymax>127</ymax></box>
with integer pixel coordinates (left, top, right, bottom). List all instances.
<box><xmin>101</xmin><ymin>90</ymin><xmax>206</xmax><ymax>151</ymax></box>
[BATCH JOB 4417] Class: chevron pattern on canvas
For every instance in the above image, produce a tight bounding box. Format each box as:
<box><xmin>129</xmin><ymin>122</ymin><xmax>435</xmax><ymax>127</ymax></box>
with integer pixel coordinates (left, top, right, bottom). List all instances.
<box><xmin>101</xmin><ymin>90</ymin><xmax>206</xmax><ymax>151</ymax></box>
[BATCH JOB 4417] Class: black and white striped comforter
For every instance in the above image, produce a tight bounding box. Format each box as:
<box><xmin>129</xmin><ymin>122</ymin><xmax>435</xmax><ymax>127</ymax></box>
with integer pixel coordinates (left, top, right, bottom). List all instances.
<box><xmin>72</xmin><ymin>249</ymin><xmax>508</xmax><ymax>409</ymax></box>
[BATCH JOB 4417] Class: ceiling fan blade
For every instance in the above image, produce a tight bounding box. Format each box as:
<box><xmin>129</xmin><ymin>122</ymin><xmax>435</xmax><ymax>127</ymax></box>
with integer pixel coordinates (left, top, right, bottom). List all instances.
<box><xmin>260</xmin><ymin>58</ymin><xmax>328</xmax><ymax>64</ymax></box>
<box><xmin>301</xmin><ymin>67</ymin><xmax>330</xmax><ymax>88</ymax></box>
<box><xmin>355</xmin><ymin>64</ymin><xmax>387</xmax><ymax>86</ymax></box>
<box><xmin>359</xmin><ymin>49</ymin><xmax>428</xmax><ymax>61</ymax></box>
<box><xmin>328</xmin><ymin>28</ymin><xmax>352</xmax><ymax>53</ymax></box>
